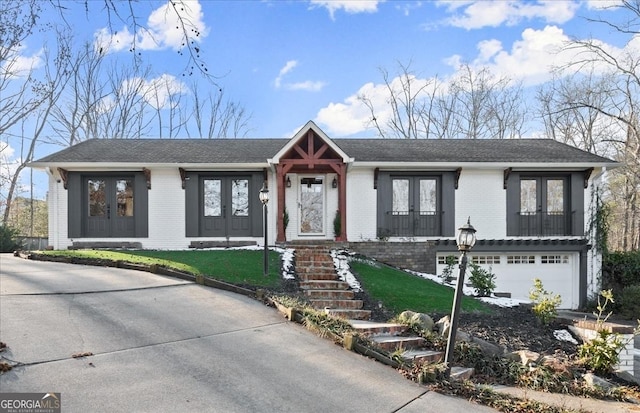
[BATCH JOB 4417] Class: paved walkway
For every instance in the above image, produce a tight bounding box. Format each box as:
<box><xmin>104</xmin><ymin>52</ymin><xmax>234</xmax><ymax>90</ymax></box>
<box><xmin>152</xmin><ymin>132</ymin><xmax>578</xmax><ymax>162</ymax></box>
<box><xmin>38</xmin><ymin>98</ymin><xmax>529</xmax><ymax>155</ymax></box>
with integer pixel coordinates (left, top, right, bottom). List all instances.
<box><xmin>0</xmin><ymin>254</ymin><xmax>498</xmax><ymax>412</ymax></box>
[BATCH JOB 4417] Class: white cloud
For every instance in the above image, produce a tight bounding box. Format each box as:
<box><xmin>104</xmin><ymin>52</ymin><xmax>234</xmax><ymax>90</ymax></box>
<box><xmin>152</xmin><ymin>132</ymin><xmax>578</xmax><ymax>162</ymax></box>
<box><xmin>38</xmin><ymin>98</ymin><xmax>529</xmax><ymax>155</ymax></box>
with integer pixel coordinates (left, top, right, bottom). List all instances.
<box><xmin>273</xmin><ymin>60</ymin><xmax>326</xmax><ymax>92</ymax></box>
<box><xmin>0</xmin><ymin>45</ymin><xmax>43</xmax><ymax>78</ymax></box>
<box><xmin>95</xmin><ymin>0</ymin><xmax>209</xmax><ymax>53</ymax></box>
<box><xmin>137</xmin><ymin>74</ymin><xmax>190</xmax><ymax>109</ymax></box>
<box><xmin>275</xmin><ymin>60</ymin><xmax>298</xmax><ymax>88</ymax></box>
<box><xmin>437</xmin><ymin>0</ymin><xmax>579</xmax><ymax>29</ymax></box>
<box><xmin>310</xmin><ymin>0</ymin><xmax>383</xmax><ymax>20</ymax></box>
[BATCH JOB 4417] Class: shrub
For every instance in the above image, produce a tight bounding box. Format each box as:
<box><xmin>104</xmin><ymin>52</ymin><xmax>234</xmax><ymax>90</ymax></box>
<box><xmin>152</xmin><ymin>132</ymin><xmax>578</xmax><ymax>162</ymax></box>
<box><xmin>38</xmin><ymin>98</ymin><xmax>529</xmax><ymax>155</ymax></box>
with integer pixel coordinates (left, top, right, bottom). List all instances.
<box><xmin>577</xmin><ymin>290</ymin><xmax>629</xmax><ymax>375</ymax></box>
<box><xmin>0</xmin><ymin>225</ymin><xmax>23</xmax><ymax>253</ymax></box>
<box><xmin>440</xmin><ymin>255</ymin><xmax>456</xmax><ymax>283</ymax></box>
<box><xmin>468</xmin><ymin>263</ymin><xmax>496</xmax><ymax>297</ymax></box>
<box><xmin>603</xmin><ymin>250</ymin><xmax>640</xmax><ymax>291</ymax></box>
<box><xmin>529</xmin><ymin>278</ymin><xmax>562</xmax><ymax>325</ymax></box>
<box><xmin>618</xmin><ymin>284</ymin><xmax>640</xmax><ymax>320</ymax></box>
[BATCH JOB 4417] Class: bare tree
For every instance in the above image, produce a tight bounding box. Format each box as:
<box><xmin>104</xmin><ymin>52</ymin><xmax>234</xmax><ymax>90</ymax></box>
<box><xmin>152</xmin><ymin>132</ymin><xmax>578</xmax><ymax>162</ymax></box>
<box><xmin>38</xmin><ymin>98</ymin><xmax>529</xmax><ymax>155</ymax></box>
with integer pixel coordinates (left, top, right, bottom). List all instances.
<box><xmin>359</xmin><ymin>61</ymin><xmax>526</xmax><ymax>139</ymax></box>
<box><xmin>553</xmin><ymin>0</ymin><xmax>640</xmax><ymax>250</ymax></box>
<box><xmin>188</xmin><ymin>84</ymin><xmax>252</xmax><ymax>138</ymax></box>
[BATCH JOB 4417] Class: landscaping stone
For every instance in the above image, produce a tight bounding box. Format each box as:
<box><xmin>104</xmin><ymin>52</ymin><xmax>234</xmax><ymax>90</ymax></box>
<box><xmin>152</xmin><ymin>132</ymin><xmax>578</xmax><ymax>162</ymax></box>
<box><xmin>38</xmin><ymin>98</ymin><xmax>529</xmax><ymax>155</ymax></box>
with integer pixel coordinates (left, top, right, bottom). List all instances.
<box><xmin>436</xmin><ymin>315</ymin><xmax>450</xmax><ymax>337</ymax></box>
<box><xmin>507</xmin><ymin>349</ymin><xmax>541</xmax><ymax>367</ymax></box>
<box><xmin>583</xmin><ymin>372</ymin><xmax>615</xmax><ymax>391</ymax></box>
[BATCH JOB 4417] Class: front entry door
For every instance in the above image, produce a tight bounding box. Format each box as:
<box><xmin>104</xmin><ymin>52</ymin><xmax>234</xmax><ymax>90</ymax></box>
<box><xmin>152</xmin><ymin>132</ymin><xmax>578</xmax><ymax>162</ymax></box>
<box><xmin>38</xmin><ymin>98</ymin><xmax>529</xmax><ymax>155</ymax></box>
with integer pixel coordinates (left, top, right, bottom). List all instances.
<box><xmin>201</xmin><ymin>177</ymin><xmax>251</xmax><ymax>237</ymax></box>
<box><xmin>85</xmin><ymin>177</ymin><xmax>135</xmax><ymax>238</ymax></box>
<box><xmin>299</xmin><ymin>177</ymin><xmax>324</xmax><ymax>235</ymax></box>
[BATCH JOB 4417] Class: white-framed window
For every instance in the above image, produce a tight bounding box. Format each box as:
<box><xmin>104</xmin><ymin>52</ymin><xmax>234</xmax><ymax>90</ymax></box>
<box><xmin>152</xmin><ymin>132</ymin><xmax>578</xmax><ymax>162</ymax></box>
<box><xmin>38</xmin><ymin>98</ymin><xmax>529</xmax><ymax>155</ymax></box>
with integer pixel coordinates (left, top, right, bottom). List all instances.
<box><xmin>507</xmin><ymin>255</ymin><xmax>536</xmax><ymax>264</ymax></box>
<box><xmin>471</xmin><ymin>255</ymin><xmax>501</xmax><ymax>265</ymax></box>
<box><xmin>541</xmin><ymin>255</ymin><xmax>569</xmax><ymax>264</ymax></box>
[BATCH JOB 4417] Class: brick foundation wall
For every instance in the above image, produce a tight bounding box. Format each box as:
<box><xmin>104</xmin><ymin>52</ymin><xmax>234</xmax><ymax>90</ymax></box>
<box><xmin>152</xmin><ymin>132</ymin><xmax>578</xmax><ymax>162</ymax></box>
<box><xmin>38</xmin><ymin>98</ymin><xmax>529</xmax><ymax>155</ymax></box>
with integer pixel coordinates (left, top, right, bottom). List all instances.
<box><xmin>347</xmin><ymin>241</ymin><xmax>438</xmax><ymax>274</ymax></box>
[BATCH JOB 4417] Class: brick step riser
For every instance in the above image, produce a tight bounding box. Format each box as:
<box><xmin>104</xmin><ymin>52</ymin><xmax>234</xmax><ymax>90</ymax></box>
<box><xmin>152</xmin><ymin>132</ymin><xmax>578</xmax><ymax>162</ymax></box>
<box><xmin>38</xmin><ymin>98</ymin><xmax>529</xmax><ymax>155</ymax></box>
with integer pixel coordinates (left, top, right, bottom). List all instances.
<box><xmin>296</xmin><ymin>267</ymin><xmax>336</xmax><ymax>275</ymax></box>
<box><xmin>372</xmin><ymin>338</ymin><xmax>426</xmax><ymax>351</ymax></box>
<box><xmin>326</xmin><ymin>309</ymin><xmax>371</xmax><ymax>320</ymax></box>
<box><xmin>402</xmin><ymin>351</ymin><xmax>444</xmax><ymax>364</ymax></box>
<box><xmin>304</xmin><ymin>290</ymin><xmax>354</xmax><ymax>299</ymax></box>
<box><xmin>300</xmin><ymin>281</ymin><xmax>350</xmax><ymax>290</ymax></box>
<box><xmin>299</xmin><ymin>274</ymin><xmax>338</xmax><ymax>281</ymax></box>
<box><xmin>310</xmin><ymin>299</ymin><xmax>364</xmax><ymax>309</ymax></box>
<box><xmin>295</xmin><ymin>263</ymin><xmax>335</xmax><ymax>270</ymax></box>
<box><xmin>354</xmin><ymin>326</ymin><xmax>407</xmax><ymax>335</ymax></box>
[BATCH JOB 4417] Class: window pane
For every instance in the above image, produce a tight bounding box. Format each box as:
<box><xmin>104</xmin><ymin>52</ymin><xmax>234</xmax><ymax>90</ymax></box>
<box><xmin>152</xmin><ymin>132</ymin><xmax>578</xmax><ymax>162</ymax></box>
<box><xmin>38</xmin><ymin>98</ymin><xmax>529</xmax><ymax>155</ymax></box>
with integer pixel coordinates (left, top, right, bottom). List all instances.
<box><xmin>520</xmin><ymin>179</ymin><xmax>537</xmax><ymax>214</ymax></box>
<box><xmin>547</xmin><ymin>179</ymin><xmax>564</xmax><ymax>213</ymax></box>
<box><xmin>419</xmin><ymin>179</ymin><xmax>436</xmax><ymax>214</ymax></box>
<box><xmin>204</xmin><ymin>179</ymin><xmax>221</xmax><ymax>216</ymax></box>
<box><xmin>116</xmin><ymin>179</ymin><xmax>134</xmax><ymax>217</ymax></box>
<box><xmin>231</xmin><ymin>179</ymin><xmax>249</xmax><ymax>216</ymax></box>
<box><xmin>392</xmin><ymin>179</ymin><xmax>409</xmax><ymax>215</ymax></box>
<box><xmin>88</xmin><ymin>179</ymin><xmax>106</xmax><ymax>217</ymax></box>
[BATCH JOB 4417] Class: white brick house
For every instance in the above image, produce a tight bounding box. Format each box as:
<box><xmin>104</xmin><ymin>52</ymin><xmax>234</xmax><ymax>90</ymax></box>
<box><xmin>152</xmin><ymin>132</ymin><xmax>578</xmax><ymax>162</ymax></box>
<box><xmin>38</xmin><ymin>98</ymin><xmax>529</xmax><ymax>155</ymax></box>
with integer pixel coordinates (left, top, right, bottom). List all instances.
<box><xmin>30</xmin><ymin>121</ymin><xmax>618</xmax><ymax>308</ymax></box>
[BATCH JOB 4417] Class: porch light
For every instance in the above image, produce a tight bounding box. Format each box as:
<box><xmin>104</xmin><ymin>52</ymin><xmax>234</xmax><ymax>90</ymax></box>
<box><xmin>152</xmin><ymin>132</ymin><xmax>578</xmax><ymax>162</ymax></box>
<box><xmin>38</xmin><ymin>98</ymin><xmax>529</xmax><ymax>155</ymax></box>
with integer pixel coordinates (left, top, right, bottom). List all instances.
<box><xmin>444</xmin><ymin>217</ymin><xmax>476</xmax><ymax>378</ymax></box>
<box><xmin>259</xmin><ymin>183</ymin><xmax>269</xmax><ymax>276</ymax></box>
<box><xmin>332</xmin><ymin>177</ymin><xmax>338</xmax><ymax>188</ymax></box>
<box><xmin>456</xmin><ymin>217</ymin><xmax>477</xmax><ymax>251</ymax></box>
<box><xmin>286</xmin><ymin>176</ymin><xmax>292</xmax><ymax>188</ymax></box>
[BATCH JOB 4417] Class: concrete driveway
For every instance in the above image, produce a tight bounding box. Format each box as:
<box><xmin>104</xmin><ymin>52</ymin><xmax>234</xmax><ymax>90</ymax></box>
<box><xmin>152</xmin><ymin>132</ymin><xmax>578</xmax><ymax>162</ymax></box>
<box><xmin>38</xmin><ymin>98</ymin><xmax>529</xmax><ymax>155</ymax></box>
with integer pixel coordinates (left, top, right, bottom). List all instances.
<box><xmin>0</xmin><ymin>254</ymin><xmax>497</xmax><ymax>412</ymax></box>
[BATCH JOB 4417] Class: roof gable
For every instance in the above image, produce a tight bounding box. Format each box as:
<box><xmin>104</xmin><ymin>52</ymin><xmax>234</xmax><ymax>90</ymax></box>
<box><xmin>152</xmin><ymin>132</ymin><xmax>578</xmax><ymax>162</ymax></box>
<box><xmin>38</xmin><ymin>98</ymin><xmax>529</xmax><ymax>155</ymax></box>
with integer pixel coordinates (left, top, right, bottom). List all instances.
<box><xmin>269</xmin><ymin>121</ymin><xmax>353</xmax><ymax>164</ymax></box>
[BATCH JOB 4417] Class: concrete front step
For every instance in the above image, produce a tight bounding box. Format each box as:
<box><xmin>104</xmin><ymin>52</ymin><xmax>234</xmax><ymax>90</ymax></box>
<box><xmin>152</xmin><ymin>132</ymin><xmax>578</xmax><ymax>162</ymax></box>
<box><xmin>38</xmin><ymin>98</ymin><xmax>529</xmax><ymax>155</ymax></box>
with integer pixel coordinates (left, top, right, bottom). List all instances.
<box><xmin>326</xmin><ymin>309</ymin><xmax>371</xmax><ymax>320</ymax></box>
<box><xmin>300</xmin><ymin>280</ymin><xmax>350</xmax><ymax>290</ymax></box>
<box><xmin>310</xmin><ymin>299</ymin><xmax>364</xmax><ymax>309</ymax></box>
<box><xmin>401</xmin><ymin>349</ymin><xmax>444</xmax><ymax>364</ymax></box>
<box><xmin>349</xmin><ymin>320</ymin><xmax>407</xmax><ymax>336</ymax></box>
<box><xmin>304</xmin><ymin>289</ymin><xmax>355</xmax><ymax>299</ymax></box>
<box><xmin>450</xmin><ymin>366</ymin><xmax>474</xmax><ymax>381</ymax></box>
<box><xmin>370</xmin><ymin>335</ymin><xmax>426</xmax><ymax>351</ymax></box>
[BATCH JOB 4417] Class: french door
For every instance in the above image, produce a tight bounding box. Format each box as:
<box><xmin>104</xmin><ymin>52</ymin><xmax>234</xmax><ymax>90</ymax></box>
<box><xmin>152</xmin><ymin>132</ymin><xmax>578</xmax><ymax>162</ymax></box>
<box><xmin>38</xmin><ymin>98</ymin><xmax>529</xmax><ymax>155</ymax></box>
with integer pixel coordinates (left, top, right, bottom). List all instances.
<box><xmin>388</xmin><ymin>177</ymin><xmax>440</xmax><ymax>236</ymax></box>
<box><xmin>85</xmin><ymin>177</ymin><xmax>135</xmax><ymax>237</ymax></box>
<box><xmin>200</xmin><ymin>177</ymin><xmax>251</xmax><ymax>237</ymax></box>
<box><xmin>519</xmin><ymin>177</ymin><xmax>568</xmax><ymax>236</ymax></box>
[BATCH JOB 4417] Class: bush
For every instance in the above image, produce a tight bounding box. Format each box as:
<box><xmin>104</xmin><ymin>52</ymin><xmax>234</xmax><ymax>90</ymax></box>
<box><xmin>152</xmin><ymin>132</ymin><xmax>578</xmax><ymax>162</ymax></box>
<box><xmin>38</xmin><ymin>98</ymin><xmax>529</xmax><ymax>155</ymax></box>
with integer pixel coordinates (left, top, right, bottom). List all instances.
<box><xmin>603</xmin><ymin>250</ymin><xmax>640</xmax><ymax>291</ymax></box>
<box><xmin>577</xmin><ymin>290</ymin><xmax>627</xmax><ymax>375</ymax></box>
<box><xmin>529</xmin><ymin>278</ymin><xmax>561</xmax><ymax>325</ymax></box>
<box><xmin>440</xmin><ymin>255</ymin><xmax>456</xmax><ymax>283</ymax></box>
<box><xmin>468</xmin><ymin>263</ymin><xmax>496</xmax><ymax>297</ymax></box>
<box><xmin>0</xmin><ymin>225</ymin><xmax>23</xmax><ymax>253</ymax></box>
<box><xmin>618</xmin><ymin>284</ymin><xmax>640</xmax><ymax>320</ymax></box>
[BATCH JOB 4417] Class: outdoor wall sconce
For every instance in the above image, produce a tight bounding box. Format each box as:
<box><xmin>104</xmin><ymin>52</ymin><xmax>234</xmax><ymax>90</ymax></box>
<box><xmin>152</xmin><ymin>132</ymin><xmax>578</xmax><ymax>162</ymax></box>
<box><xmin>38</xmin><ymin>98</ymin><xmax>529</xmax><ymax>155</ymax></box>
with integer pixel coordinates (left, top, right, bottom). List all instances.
<box><xmin>444</xmin><ymin>217</ymin><xmax>477</xmax><ymax>378</ymax></box>
<box><xmin>286</xmin><ymin>176</ymin><xmax>291</xmax><ymax>188</ymax></box>
<box><xmin>332</xmin><ymin>177</ymin><xmax>338</xmax><ymax>188</ymax></box>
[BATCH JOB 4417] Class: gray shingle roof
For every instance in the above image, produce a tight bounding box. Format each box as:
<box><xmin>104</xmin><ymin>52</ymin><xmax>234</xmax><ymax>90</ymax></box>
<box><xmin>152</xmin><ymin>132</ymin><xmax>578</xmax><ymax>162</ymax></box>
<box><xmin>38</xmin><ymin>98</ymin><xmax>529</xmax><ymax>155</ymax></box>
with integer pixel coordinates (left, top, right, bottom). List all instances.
<box><xmin>32</xmin><ymin>137</ymin><xmax>616</xmax><ymax>165</ymax></box>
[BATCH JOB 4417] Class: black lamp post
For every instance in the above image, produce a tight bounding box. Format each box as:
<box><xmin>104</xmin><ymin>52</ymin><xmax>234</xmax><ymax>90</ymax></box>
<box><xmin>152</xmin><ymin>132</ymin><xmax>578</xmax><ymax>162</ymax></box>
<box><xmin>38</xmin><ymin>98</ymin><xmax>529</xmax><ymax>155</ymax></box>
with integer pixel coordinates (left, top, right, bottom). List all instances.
<box><xmin>444</xmin><ymin>217</ymin><xmax>477</xmax><ymax>377</ymax></box>
<box><xmin>259</xmin><ymin>183</ymin><xmax>269</xmax><ymax>277</ymax></box>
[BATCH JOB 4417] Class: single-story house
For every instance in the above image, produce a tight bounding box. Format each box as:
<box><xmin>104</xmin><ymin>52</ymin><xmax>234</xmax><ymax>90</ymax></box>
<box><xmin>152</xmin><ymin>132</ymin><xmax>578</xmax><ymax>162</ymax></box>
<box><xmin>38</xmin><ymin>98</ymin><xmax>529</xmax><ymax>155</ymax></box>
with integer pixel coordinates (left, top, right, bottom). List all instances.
<box><xmin>30</xmin><ymin>121</ymin><xmax>618</xmax><ymax>308</ymax></box>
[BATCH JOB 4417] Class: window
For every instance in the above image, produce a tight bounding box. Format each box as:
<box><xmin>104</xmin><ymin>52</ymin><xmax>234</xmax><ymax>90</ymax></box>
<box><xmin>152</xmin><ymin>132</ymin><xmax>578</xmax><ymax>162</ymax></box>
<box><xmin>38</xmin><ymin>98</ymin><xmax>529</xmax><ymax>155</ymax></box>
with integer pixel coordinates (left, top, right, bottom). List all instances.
<box><xmin>67</xmin><ymin>172</ymin><xmax>148</xmax><ymax>239</ymax></box>
<box><xmin>507</xmin><ymin>255</ymin><xmax>535</xmax><ymax>264</ymax></box>
<box><xmin>471</xmin><ymin>255</ymin><xmax>501</xmax><ymax>265</ymax></box>
<box><xmin>506</xmin><ymin>172</ymin><xmax>580</xmax><ymax>237</ymax></box>
<box><xmin>541</xmin><ymin>255</ymin><xmax>569</xmax><ymax>264</ymax></box>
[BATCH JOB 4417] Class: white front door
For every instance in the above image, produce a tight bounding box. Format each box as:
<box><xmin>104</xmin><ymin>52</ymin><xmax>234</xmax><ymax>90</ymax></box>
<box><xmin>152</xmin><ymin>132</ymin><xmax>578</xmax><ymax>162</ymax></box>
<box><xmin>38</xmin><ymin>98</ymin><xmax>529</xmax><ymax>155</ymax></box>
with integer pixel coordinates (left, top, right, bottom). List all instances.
<box><xmin>299</xmin><ymin>177</ymin><xmax>324</xmax><ymax>236</ymax></box>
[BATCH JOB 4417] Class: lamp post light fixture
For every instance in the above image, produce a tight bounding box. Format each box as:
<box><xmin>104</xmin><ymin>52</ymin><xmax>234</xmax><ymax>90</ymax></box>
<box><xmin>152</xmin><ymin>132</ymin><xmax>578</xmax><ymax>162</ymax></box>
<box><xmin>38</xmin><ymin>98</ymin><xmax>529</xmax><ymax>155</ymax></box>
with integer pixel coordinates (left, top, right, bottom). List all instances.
<box><xmin>444</xmin><ymin>217</ymin><xmax>477</xmax><ymax>378</ymax></box>
<box><xmin>259</xmin><ymin>183</ymin><xmax>269</xmax><ymax>277</ymax></box>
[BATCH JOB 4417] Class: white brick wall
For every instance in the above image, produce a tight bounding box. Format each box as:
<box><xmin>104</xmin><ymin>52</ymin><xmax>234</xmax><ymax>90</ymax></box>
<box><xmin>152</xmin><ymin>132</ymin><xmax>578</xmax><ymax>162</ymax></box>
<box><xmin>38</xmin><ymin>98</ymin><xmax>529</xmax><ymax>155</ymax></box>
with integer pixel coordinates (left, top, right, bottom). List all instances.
<box><xmin>145</xmin><ymin>168</ymin><xmax>187</xmax><ymax>249</ymax></box>
<box><xmin>346</xmin><ymin>168</ymin><xmax>377</xmax><ymax>241</ymax></box>
<box><xmin>456</xmin><ymin>169</ymin><xmax>506</xmax><ymax>239</ymax></box>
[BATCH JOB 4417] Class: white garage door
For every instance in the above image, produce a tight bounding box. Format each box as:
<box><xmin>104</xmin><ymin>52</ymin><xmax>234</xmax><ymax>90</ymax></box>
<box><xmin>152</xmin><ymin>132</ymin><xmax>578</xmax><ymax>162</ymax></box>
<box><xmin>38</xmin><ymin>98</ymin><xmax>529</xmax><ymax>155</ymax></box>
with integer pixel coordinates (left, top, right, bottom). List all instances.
<box><xmin>436</xmin><ymin>252</ymin><xmax>579</xmax><ymax>309</ymax></box>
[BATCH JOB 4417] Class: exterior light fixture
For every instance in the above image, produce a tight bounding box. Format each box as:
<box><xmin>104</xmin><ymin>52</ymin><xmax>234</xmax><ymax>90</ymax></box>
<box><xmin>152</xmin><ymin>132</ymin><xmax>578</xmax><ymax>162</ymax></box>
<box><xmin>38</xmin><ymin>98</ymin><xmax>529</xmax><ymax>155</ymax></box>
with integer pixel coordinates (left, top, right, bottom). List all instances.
<box><xmin>444</xmin><ymin>217</ymin><xmax>477</xmax><ymax>378</ymax></box>
<box><xmin>286</xmin><ymin>176</ymin><xmax>292</xmax><ymax>188</ymax></box>
<box><xmin>259</xmin><ymin>183</ymin><xmax>269</xmax><ymax>276</ymax></box>
<box><xmin>332</xmin><ymin>177</ymin><xmax>338</xmax><ymax>188</ymax></box>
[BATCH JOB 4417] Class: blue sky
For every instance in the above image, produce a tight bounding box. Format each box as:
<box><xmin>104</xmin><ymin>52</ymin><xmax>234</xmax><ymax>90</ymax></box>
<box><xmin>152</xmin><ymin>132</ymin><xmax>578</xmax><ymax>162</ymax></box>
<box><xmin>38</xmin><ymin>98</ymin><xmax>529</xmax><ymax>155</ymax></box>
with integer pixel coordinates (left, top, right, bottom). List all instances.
<box><xmin>2</xmin><ymin>0</ymin><xmax>636</xmax><ymax>198</ymax></box>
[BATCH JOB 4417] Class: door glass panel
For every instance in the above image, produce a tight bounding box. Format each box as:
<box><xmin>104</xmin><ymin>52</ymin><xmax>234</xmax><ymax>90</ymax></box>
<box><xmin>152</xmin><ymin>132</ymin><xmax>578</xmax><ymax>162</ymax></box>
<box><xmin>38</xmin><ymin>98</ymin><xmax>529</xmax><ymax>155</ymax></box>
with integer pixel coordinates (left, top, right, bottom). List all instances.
<box><xmin>419</xmin><ymin>179</ymin><xmax>436</xmax><ymax>214</ymax></box>
<box><xmin>520</xmin><ymin>179</ymin><xmax>537</xmax><ymax>214</ymax></box>
<box><xmin>231</xmin><ymin>179</ymin><xmax>249</xmax><ymax>216</ymax></box>
<box><xmin>203</xmin><ymin>179</ymin><xmax>221</xmax><ymax>217</ymax></box>
<box><xmin>116</xmin><ymin>179</ymin><xmax>134</xmax><ymax>217</ymax></box>
<box><xmin>300</xmin><ymin>178</ymin><xmax>323</xmax><ymax>233</ymax></box>
<box><xmin>547</xmin><ymin>179</ymin><xmax>564</xmax><ymax>213</ymax></box>
<box><xmin>392</xmin><ymin>179</ymin><xmax>409</xmax><ymax>215</ymax></box>
<box><xmin>88</xmin><ymin>179</ymin><xmax>106</xmax><ymax>217</ymax></box>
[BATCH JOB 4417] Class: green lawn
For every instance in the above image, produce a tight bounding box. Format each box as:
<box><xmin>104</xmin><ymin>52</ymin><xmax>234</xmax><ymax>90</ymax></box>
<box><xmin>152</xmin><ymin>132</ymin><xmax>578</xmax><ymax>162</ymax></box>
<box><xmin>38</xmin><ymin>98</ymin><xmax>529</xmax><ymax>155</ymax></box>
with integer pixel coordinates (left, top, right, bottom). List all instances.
<box><xmin>349</xmin><ymin>259</ymin><xmax>491</xmax><ymax>314</ymax></box>
<box><xmin>40</xmin><ymin>249</ymin><xmax>282</xmax><ymax>288</ymax></box>
<box><xmin>40</xmin><ymin>249</ymin><xmax>490</xmax><ymax>315</ymax></box>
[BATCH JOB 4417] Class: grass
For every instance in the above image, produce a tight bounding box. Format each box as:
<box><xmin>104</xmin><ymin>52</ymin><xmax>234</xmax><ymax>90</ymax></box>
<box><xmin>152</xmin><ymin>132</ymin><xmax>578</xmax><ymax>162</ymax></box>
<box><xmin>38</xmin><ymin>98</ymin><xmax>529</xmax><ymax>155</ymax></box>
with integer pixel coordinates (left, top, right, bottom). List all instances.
<box><xmin>40</xmin><ymin>249</ymin><xmax>282</xmax><ymax>288</ymax></box>
<box><xmin>350</xmin><ymin>259</ymin><xmax>491</xmax><ymax>314</ymax></box>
